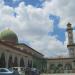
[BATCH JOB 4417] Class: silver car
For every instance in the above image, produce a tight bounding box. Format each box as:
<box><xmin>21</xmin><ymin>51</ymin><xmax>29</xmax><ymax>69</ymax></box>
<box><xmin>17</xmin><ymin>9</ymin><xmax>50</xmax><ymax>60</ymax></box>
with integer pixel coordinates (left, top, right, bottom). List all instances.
<box><xmin>0</xmin><ymin>68</ymin><xmax>15</xmax><ymax>75</ymax></box>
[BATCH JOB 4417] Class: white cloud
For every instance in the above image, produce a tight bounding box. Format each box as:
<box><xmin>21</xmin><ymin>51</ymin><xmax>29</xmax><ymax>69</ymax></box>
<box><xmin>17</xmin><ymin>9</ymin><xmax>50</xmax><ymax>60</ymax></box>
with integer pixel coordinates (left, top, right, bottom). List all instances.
<box><xmin>0</xmin><ymin>1</ymin><xmax>69</xmax><ymax>57</ymax></box>
<box><xmin>42</xmin><ymin>0</ymin><xmax>75</xmax><ymax>28</ymax></box>
<box><xmin>30</xmin><ymin>35</ymin><xmax>68</xmax><ymax>57</ymax></box>
<box><xmin>14</xmin><ymin>2</ymin><xmax>53</xmax><ymax>40</ymax></box>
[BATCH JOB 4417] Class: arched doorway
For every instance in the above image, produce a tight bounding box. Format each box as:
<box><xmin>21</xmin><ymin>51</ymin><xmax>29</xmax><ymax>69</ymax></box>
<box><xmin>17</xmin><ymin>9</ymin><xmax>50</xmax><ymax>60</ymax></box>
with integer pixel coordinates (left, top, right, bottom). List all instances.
<box><xmin>13</xmin><ymin>57</ymin><xmax>18</xmax><ymax>67</ymax></box>
<box><xmin>73</xmin><ymin>60</ymin><xmax>75</xmax><ymax>67</ymax></box>
<box><xmin>20</xmin><ymin>58</ymin><xmax>24</xmax><ymax>67</ymax></box>
<box><xmin>72</xmin><ymin>60</ymin><xmax>75</xmax><ymax>72</ymax></box>
<box><xmin>28</xmin><ymin>60</ymin><xmax>32</xmax><ymax>68</ymax></box>
<box><xmin>0</xmin><ymin>53</ymin><xmax>6</xmax><ymax>68</ymax></box>
<box><xmin>56</xmin><ymin>64</ymin><xmax>63</xmax><ymax>73</ymax></box>
<box><xmin>49</xmin><ymin>64</ymin><xmax>56</xmax><ymax>73</ymax></box>
<box><xmin>64</xmin><ymin>63</ymin><xmax>72</xmax><ymax>73</ymax></box>
<box><xmin>65</xmin><ymin>64</ymin><xmax>72</xmax><ymax>70</ymax></box>
<box><xmin>8</xmin><ymin>55</ymin><xmax>13</xmax><ymax>68</ymax></box>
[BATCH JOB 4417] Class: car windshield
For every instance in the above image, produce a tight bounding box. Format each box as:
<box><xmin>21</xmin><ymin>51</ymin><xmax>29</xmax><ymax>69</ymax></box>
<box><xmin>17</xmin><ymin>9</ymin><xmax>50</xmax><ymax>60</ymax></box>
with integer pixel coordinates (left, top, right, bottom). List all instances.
<box><xmin>0</xmin><ymin>68</ymin><xmax>11</xmax><ymax>72</ymax></box>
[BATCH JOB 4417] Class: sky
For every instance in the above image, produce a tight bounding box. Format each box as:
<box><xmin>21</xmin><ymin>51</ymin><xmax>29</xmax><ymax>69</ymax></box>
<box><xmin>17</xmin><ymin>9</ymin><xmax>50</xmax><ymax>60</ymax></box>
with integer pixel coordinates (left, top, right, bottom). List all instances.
<box><xmin>0</xmin><ymin>0</ymin><xmax>75</xmax><ymax>58</ymax></box>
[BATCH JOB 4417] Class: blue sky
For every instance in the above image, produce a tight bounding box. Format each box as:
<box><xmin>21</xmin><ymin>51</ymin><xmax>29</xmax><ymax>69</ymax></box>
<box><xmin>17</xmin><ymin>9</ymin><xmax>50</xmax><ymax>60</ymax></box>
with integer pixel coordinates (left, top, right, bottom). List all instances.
<box><xmin>4</xmin><ymin>0</ymin><xmax>66</xmax><ymax>42</ymax></box>
<box><xmin>4</xmin><ymin>0</ymin><xmax>44</xmax><ymax>7</ymax></box>
<box><xmin>49</xmin><ymin>15</ymin><xmax>65</xmax><ymax>42</ymax></box>
<box><xmin>0</xmin><ymin>0</ymin><xmax>75</xmax><ymax>57</ymax></box>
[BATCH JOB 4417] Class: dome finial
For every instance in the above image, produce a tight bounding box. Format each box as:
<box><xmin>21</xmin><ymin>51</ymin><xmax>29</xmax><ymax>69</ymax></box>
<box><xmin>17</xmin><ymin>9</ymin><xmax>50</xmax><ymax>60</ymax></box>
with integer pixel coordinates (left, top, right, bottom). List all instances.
<box><xmin>6</xmin><ymin>27</ymin><xmax>10</xmax><ymax>30</ymax></box>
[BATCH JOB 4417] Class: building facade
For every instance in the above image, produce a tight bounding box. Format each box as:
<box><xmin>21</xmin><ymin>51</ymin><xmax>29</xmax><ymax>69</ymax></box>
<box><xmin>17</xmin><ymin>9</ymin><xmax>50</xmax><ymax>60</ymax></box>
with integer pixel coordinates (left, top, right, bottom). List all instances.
<box><xmin>46</xmin><ymin>23</ymin><xmax>75</xmax><ymax>73</ymax></box>
<box><xmin>0</xmin><ymin>23</ymin><xmax>75</xmax><ymax>73</ymax></box>
<box><xmin>0</xmin><ymin>29</ymin><xmax>46</xmax><ymax>72</ymax></box>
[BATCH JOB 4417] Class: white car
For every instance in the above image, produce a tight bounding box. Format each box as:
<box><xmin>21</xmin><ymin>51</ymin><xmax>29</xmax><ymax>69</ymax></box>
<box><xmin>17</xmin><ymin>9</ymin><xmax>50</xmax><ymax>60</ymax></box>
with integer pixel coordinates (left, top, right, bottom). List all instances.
<box><xmin>0</xmin><ymin>68</ymin><xmax>14</xmax><ymax>75</ymax></box>
<box><xmin>11</xmin><ymin>67</ymin><xmax>25</xmax><ymax>75</ymax></box>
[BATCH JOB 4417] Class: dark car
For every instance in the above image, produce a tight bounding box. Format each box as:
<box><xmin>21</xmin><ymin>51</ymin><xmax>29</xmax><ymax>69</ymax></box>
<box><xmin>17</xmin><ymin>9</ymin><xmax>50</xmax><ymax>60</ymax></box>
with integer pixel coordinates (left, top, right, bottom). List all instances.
<box><xmin>0</xmin><ymin>68</ymin><xmax>19</xmax><ymax>75</ymax></box>
<box><xmin>31</xmin><ymin>68</ymin><xmax>40</xmax><ymax>75</ymax></box>
<box><xmin>25</xmin><ymin>67</ymin><xmax>40</xmax><ymax>75</ymax></box>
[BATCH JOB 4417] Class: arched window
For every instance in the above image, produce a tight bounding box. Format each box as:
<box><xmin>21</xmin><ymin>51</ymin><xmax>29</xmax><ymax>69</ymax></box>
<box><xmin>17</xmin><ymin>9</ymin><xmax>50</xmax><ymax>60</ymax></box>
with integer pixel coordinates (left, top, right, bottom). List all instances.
<box><xmin>50</xmin><ymin>64</ymin><xmax>55</xmax><ymax>70</ymax></box>
<box><xmin>73</xmin><ymin>60</ymin><xmax>75</xmax><ymax>65</ymax></box>
<box><xmin>56</xmin><ymin>64</ymin><xmax>63</xmax><ymax>73</ymax></box>
<box><xmin>20</xmin><ymin>58</ymin><xmax>24</xmax><ymax>67</ymax></box>
<box><xmin>57</xmin><ymin>64</ymin><xmax>63</xmax><ymax>69</ymax></box>
<box><xmin>49</xmin><ymin>64</ymin><xmax>56</xmax><ymax>73</ymax></box>
<box><xmin>64</xmin><ymin>63</ymin><xmax>72</xmax><ymax>70</ymax></box>
<box><xmin>0</xmin><ymin>53</ymin><xmax>6</xmax><ymax>68</ymax></box>
<box><xmin>13</xmin><ymin>57</ymin><xmax>18</xmax><ymax>67</ymax></box>
<box><xmin>8</xmin><ymin>55</ymin><xmax>13</xmax><ymax>68</ymax></box>
<box><xmin>28</xmin><ymin>60</ymin><xmax>32</xmax><ymax>68</ymax></box>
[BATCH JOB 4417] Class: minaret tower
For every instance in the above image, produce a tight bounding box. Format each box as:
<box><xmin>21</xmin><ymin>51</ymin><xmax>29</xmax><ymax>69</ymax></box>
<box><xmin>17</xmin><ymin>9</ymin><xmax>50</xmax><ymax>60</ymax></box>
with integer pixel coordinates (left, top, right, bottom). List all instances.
<box><xmin>67</xmin><ymin>22</ymin><xmax>73</xmax><ymax>45</ymax></box>
<box><xmin>67</xmin><ymin>23</ymin><xmax>75</xmax><ymax>58</ymax></box>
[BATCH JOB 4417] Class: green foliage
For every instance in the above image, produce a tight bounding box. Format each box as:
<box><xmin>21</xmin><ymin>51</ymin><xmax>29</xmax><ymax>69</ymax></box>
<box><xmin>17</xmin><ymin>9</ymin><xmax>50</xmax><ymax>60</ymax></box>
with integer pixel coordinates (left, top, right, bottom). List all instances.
<box><xmin>32</xmin><ymin>58</ymin><xmax>47</xmax><ymax>73</ymax></box>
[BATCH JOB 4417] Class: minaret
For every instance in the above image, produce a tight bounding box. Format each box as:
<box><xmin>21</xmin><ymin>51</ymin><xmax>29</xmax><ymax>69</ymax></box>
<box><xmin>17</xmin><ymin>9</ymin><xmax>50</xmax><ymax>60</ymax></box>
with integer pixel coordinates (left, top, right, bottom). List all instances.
<box><xmin>67</xmin><ymin>22</ymin><xmax>73</xmax><ymax>45</ymax></box>
<box><xmin>67</xmin><ymin>23</ymin><xmax>75</xmax><ymax>58</ymax></box>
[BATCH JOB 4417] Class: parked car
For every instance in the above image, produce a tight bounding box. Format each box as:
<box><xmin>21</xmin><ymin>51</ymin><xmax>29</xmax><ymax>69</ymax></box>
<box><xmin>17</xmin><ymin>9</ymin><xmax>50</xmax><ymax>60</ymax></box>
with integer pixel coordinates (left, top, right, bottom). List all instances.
<box><xmin>31</xmin><ymin>68</ymin><xmax>40</xmax><ymax>75</ymax></box>
<box><xmin>11</xmin><ymin>67</ymin><xmax>25</xmax><ymax>75</ymax></box>
<box><xmin>25</xmin><ymin>67</ymin><xmax>31</xmax><ymax>75</ymax></box>
<box><xmin>25</xmin><ymin>67</ymin><xmax>40</xmax><ymax>75</ymax></box>
<box><xmin>0</xmin><ymin>68</ymin><xmax>14</xmax><ymax>75</ymax></box>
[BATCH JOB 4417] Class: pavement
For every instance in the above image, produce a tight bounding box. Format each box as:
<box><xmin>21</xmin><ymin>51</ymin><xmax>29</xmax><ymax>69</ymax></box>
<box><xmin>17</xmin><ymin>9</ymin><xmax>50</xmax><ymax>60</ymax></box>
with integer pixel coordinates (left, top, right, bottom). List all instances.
<box><xmin>40</xmin><ymin>73</ymin><xmax>75</xmax><ymax>75</ymax></box>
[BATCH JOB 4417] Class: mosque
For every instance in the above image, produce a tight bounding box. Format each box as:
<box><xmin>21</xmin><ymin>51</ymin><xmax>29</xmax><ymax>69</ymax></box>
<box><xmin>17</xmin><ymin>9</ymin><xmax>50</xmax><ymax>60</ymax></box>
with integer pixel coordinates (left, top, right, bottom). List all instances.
<box><xmin>0</xmin><ymin>23</ymin><xmax>75</xmax><ymax>73</ymax></box>
<box><xmin>46</xmin><ymin>23</ymin><xmax>75</xmax><ymax>73</ymax></box>
<box><xmin>0</xmin><ymin>28</ymin><xmax>46</xmax><ymax>72</ymax></box>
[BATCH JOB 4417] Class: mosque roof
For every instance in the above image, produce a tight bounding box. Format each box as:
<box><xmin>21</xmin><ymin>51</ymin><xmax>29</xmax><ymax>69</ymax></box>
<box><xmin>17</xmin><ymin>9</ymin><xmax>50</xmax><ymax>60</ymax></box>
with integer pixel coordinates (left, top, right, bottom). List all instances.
<box><xmin>0</xmin><ymin>40</ymin><xmax>44</xmax><ymax>58</ymax></box>
<box><xmin>0</xmin><ymin>28</ymin><xmax>18</xmax><ymax>44</ymax></box>
<box><xmin>0</xmin><ymin>29</ymin><xmax>44</xmax><ymax>58</ymax></box>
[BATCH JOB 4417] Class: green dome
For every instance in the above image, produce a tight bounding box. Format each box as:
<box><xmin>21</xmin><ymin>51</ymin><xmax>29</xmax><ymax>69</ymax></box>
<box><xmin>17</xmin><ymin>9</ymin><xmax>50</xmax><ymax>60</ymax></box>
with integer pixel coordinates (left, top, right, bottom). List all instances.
<box><xmin>0</xmin><ymin>29</ymin><xmax>18</xmax><ymax>43</ymax></box>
